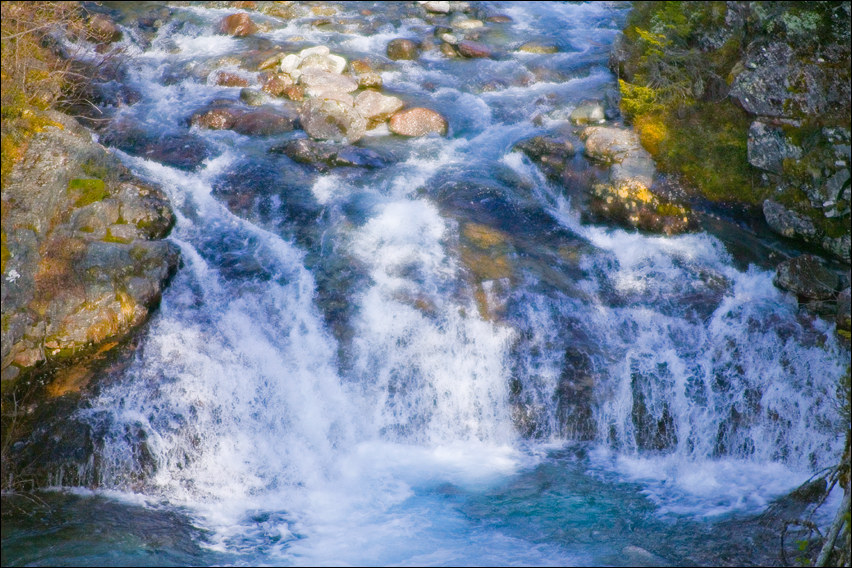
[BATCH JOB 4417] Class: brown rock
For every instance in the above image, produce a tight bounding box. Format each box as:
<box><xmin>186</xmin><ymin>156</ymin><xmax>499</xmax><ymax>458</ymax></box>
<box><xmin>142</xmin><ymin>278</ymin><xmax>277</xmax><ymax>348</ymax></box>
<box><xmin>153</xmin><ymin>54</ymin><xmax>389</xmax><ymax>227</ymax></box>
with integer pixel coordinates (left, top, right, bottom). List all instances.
<box><xmin>219</xmin><ymin>13</ymin><xmax>258</xmax><ymax>36</ymax></box>
<box><xmin>388</xmin><ymin>108</ymin><xmax>448</xmax><ymax>137</ymax></box>
<box><xmin>387</xmin><ymin>39</ymin><xmax>420</xmax><ymax>61</ymax></box>
<box><xmin>260</xmin><ymin>73</ymin><xmax>294</xmax><ymax>96</ymax></box>
<box><xmin>457</xmin><ymin>40</ymin><xmax>491</xmax><ymax>58</ymax></box>
<box><xmin>231</xmin><ymin>108</ymin><xmax>298</xmax><ymax>136</ymax></box>
<box><xmin>213</xmin><ymin>71</ymin><xmax>250</xmax><ymax>87</ymax></box>
<box><xmin>283</xmin><ymin>85</ymin><xmax>305</xmax><ymax>101</ymax></box>
<box><xmin>191</xmin><ymin>107</ymin><xmax>246</xmax><ymax>130</ymax></box>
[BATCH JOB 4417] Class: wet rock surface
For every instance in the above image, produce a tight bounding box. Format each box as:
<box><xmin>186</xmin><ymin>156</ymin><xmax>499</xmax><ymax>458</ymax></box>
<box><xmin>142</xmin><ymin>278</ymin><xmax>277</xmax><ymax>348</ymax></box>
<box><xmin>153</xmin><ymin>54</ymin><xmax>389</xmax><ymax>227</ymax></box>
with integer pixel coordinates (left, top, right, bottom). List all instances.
<box><xmin>1</xmin><ymin>111</ymin><xmax>178</xmax><ymax>386</ymax></box>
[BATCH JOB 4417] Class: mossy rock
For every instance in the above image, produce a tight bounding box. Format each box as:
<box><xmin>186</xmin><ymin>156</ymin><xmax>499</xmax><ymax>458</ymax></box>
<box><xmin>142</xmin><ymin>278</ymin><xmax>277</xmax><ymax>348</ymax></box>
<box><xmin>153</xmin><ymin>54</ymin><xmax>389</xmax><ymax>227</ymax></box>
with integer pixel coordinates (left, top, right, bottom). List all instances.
<box><xmin>68</xmin><ymin>178</ymin><xmax>108</xmax><ymax>207</ymax></box>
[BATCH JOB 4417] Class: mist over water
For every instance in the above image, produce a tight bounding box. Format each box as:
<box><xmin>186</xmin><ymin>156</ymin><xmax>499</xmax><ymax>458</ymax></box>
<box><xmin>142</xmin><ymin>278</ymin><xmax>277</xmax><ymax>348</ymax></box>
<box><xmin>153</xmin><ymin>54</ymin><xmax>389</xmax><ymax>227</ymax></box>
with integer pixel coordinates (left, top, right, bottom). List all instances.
<box><xmin>4</xmin><ymin>2</ymin><xmax>848</xmax><ymax>566</ymax></box>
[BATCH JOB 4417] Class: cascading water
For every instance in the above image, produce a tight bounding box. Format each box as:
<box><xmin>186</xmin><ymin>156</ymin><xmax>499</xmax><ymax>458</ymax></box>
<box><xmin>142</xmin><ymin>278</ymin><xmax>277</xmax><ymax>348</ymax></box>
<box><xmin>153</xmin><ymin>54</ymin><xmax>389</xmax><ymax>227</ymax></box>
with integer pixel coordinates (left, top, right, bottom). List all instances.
<box><xmin>3</xmin><ymin>2</ymin><xmax>848</xmax><ymax>566</ymax></box>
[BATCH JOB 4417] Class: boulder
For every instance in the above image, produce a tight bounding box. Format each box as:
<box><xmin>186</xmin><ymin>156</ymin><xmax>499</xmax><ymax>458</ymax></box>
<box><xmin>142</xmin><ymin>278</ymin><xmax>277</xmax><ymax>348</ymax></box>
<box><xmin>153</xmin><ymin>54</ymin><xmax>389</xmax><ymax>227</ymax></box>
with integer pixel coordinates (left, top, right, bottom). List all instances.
<box><xmin>730</xmin><ymin>43</ymin><xmax>830</xmax><ymax>118</ymax></box>
<box><xmin>218</xmin><ymin>13</ymin><xmax>257</xmax><ymax>37</ymax></box>
<box><xmin>387</xmin><ymin>39</ymin><xmax>420</xmax><ymax>61</ymax></box>
<box><xmin>354</xmin><ymin>90</ymin><xmax>404</xmax><ymax>127</ymax></box>
<box><xmin>231</xmin><ymin>108</ymin><xmax>298</xmax><ymax>136</ymax></box>
<box><xmin>1</xmin><ymin>111</ymin><xmax>178</xmax><ymax>385</ymax></box>
<box><xmin>581</xmin><ymin>126</ymin><xmax>691</xmax><ymax>234</ymax></box>
<box><xmin>100</xmin><ymin>119</ymin><xmax>212</xmax><ymax>171</ymax></box>
<box><xmin>747</xmin><ymin>121</ymin><xmax>802</xmax><ymax>174</ymax></box>
<box><xmin>774</xmin><ymin>255</ymin><xmax>842</xmax><ymax>301</ymax></box>
<box><xmin>388</xmin><ymin>107</ymin><xmax>448</xmax><ymax>137</ymax></box>
<box><xmin>300</xmin><ymin>97</ymin><xmax>367</xmax><ymax>142</ymax></box>
<box><xmin>270</xmin><ymin>139</ymin><xmax>386</xmax><ymax>170</ymax></box>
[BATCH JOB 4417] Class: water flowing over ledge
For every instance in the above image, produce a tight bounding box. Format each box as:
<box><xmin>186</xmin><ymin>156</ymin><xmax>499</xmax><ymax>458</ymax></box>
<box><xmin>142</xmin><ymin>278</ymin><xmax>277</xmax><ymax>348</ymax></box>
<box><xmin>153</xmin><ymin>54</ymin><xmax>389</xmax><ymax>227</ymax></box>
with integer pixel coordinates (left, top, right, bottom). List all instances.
<box><xmin>2</xmin><ymin>2</ymin><xmax>849</xmax><ymax>566</ymax></box>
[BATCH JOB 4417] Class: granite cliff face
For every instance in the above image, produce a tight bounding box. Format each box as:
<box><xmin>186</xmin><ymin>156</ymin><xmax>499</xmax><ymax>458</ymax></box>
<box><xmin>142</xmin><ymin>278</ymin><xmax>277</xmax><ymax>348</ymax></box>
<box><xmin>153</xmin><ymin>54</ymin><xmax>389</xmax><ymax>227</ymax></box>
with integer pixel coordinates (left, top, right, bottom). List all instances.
<box><xmin>612</xmin><ymin>1</ymin><xmax>851</xmax><ymax>263</ymax></box>
<box><xmin>1</xmin><ymin>110</ymin><xmax>178</xmax><ymax>387</ymax></box>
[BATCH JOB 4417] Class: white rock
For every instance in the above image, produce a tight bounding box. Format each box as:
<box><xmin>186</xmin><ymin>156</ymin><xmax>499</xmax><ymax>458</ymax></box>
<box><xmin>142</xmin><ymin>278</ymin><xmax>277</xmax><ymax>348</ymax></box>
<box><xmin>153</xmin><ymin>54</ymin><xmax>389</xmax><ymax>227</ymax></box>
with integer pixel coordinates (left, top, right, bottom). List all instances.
<box><xmin>423</xmin><ymin>1</ymin><xmax>450</xmax><ymax>13</ymax></box>
<box><xmin>299</xmin><ymin>46</ymin><xmax>330</xmax><ymax>58</ymax></box>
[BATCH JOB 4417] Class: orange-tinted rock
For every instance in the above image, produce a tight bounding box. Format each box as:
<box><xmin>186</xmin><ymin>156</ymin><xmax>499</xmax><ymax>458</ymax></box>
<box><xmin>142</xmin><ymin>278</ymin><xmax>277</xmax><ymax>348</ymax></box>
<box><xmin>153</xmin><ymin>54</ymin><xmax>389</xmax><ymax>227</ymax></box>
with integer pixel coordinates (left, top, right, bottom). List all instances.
<box><xmin>388</xmin><ymin>108</ymin><xmax>448</xmax><ymax>137</ymax></box>
<box><xmin>387</xmin><ymin>38</ymin><xmax>420</xmax><ymax>60</ymax></box>
<box><xmin>213</xmin><ymin>71</ymin><xmax>250</xmax><ymax>87</ymax></box>
<box><xmin>219</xmin><ymin>13</ymin><xmax>258</xmax><ymax>36</ymax></box>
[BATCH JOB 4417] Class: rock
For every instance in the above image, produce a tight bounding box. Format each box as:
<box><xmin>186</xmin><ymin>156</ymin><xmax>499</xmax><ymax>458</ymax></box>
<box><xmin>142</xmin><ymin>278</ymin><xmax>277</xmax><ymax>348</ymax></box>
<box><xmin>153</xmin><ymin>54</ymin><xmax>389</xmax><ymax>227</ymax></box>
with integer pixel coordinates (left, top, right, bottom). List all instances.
<box><xmin>422</xmin><ymin>1</ymin><xmax>450</xmax><ymax>14</ymax></box>
<box><xmin>440</xmin><ymin>42</ymin><xmax>459</xmax><ymax>58</ymax></box>
<box><xmin>283</xmin><ymin>85</ymin><xmax>305</xmax><ymax>101</ymax></box>
<box><xmin>452</xmin><ymin>18</ymin><xmax>484</xmax><ymax>30</ymax></box>
<box><xmin>518</xmin><ymin>42</ymin><xmax>558</xmax><ymax>54</ymax></box>
<box><xmin>357</xmin><ymin>71</ymin><xmax>383</xmax><ymax>89</ymax></box>
<box><xmin>259</xmin><ymin>73</ymin><xmax>292</xmax><ymax>97</ymax></box>
<box><xmin>761</xmin><ymin>199</ymin><xmax>849</xmax><ymax>262</ymax></box>
<box><xmin>569</xmin><ymin>101</ymin><xmax>605</xmax><ymax>125</ymax></box>
<box><xmin>191</xmin><ymin>106</ymin><xmax>246</xmax><ymax>130</ymax></box>
<box><xmin>582</xmin><ymin>126</ymin><xmax>643</xmax><ymax>164</ymax></box>
<box><xmin>300</xmin><ymin>52</ymin><xmax>347</xmax><ymax>75</ymax></box>
<box><xmin>354</xmin><ymin>90</ymin><xmax>404</xmax><ymax>128</ymax></box>
<box><xmin>457</xmin><ymin>40</ymin><xmax>491</xmax><ymax>58</ymax></box>
<box><xmin>514</xmin><ymin>136</ymin><xmax>575</xmax><ymax>174</ymax></box>
<box><xmin>211</xmin><ymin>70</ymin><xmax>249</xmax><ymax>87</ymax></box>
<box><xmin>388</xmin><ymin>107</ymin><xmax>448</xmax><ymax>137</ymax></box>
<box><xmin>730</xmin><ymin>43</ymin><xmax>829</xmax><ymax>118</ymax></box>
<box><xmin>763</xmin><ymin>199</ymin><xmax>820</xmax><ymax>240</ymax></box>
<box><xmin>300</xmin><ymin>97</ymin><xmax>367</xmax><ymax>142</ymax></box>
<box><xmin>487</xmin><ymin>14</ymin><xmax>513</xmax><ymax>24</ymax></box>
<box><xmin>240</xmin><ymin>87</ymin><xmax>267</xmax><ymax>106</ymax></box>
<box><xmin>299</xmin><ymin>68</ymin><xmax>358</xmax><ymax>98</ymax></box>
<box><xmin>270</xmin><ymin>139</ymin><xmax>386</xmax><ymax>170</ymax></box>
<box><xmin>580</xmin><ymin>126</ymin><xmax>691</xmax><ymax>234</ymax></box>
<box><xmin>387</xmin><ymin>39</ymin><xmax>420</xmax><ymax>61</ymax></box>
<box><xmin>231</xmin><ymin>108</ymin><xmax>298</xmax><ymax>136</ymax></box>
<box><xmin>837</xmin><ymin>287</ymin><xmax>851</xmax><ymax>331</ymax></box>
<box><xmin>747</xmin><ymin>121</ymin><xmax>802</xmax><ymax>174</ymax></box>
<box><xmin>1</xmin><ymin>111</ymin><xmax>178</xmax><ymax>385</ymax></box>
<box><xmin>100</xmin><ymin>119</ymin><xmax>212</xmax><ymax>171</ymax></box>
<box><xmin>774</xmin><ymin>255</ymin><xmax>842</xmax><ymax>301</ymax></box>
<box><xmin>87</xmin><ymin>14</ymin><xmax>122</xmax><ymax>43</ymax></box>
<box><xmin>218</xmin><ymin>13</ymin><xmax>257</xmax><ymax>37</ymax></box>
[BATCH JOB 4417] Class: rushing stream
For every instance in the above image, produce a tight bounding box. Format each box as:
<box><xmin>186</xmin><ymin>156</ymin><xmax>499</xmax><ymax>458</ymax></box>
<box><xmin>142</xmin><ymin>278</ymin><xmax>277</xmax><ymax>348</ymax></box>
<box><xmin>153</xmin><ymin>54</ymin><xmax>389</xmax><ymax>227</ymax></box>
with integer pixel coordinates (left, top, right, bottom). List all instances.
<box><xmin>2</xmin><ymin>2</ymin><xmax>849</xmax><ymax>566</ymax></box>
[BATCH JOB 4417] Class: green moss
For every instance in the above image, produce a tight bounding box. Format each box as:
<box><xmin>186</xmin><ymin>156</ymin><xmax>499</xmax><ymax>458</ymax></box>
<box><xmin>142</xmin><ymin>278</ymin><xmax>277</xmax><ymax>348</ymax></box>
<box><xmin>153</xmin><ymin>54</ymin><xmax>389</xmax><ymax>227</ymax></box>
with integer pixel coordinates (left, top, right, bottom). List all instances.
<box><xmin>102</xmin><ymin>228</ymin><xmax>132</xmax><ymax>244</ymax></box>
<box><xmin>68</xmin><ymin>178</ymin><xmax>108</xmax><ymax>207</ymax></box>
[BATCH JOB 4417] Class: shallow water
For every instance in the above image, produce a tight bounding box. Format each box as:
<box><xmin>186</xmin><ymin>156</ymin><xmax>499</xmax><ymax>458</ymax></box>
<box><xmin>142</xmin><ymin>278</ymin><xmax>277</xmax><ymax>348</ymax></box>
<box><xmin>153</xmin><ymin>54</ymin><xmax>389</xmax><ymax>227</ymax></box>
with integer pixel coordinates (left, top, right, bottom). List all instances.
<box><xmin>2</xmin><ymin>1</ymin><xmax>849</xmax><ymax>566</ymax></box>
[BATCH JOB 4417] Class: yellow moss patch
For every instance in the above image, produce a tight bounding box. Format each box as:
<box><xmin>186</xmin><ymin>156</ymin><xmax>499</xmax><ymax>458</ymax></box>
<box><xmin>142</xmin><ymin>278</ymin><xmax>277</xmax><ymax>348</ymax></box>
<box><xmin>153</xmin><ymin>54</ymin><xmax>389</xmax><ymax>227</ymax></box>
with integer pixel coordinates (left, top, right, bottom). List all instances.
<box><xmin>462</xmin><ymin>222</ymin><xmax>507</xmax><ymax>249</ymax></box>
<box><xmin>460</xmin><ymin>248</ymin><xmax>512</xmax><ymax>281</ymax></box>
<box><xmin>634</xmin><ymin>114</ymin><xmax>668</xmax><ymax>156</ymax></box>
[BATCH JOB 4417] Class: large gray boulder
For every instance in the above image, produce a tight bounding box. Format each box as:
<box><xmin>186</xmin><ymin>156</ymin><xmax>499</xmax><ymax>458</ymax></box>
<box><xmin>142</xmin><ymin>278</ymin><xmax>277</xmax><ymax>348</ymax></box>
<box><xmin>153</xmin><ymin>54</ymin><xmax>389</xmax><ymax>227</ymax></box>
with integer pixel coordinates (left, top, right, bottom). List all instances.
<box><xmin>774</xmin><ymin>255</ymin><xmax>842</xmax><ymax>301</ymax></box>
<box><xmin>747</xmin><ymin>121</ymin><xmax>802</xmax><ymax>174</ymax></box>
<box><xmin>1</xmin><ymin>111</ymin><xmax>178</xmax><ymax>385</ymax></box>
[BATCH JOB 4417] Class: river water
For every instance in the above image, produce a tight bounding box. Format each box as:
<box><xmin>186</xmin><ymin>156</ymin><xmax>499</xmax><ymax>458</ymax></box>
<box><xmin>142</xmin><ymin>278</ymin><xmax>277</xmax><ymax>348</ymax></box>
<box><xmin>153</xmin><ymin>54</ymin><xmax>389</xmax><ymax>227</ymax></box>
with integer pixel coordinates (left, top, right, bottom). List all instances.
<box><xmin>2</xmin><ymin>2</ymin><xmax>849</xmax><ymax>566</ymax></box>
